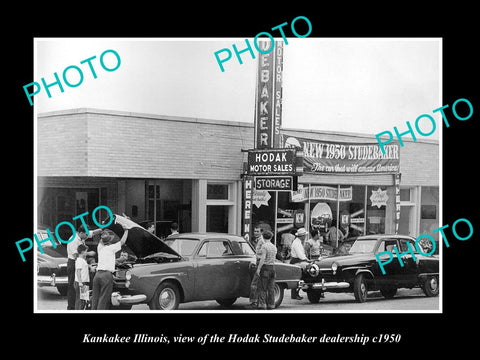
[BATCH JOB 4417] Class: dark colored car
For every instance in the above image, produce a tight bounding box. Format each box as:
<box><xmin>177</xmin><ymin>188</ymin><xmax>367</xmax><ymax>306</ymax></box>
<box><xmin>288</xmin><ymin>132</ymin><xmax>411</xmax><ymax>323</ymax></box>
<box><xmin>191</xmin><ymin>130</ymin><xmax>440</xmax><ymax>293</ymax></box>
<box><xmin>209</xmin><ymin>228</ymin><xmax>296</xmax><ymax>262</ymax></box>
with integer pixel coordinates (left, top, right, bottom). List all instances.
<box><xmin>37</xmin><ymin>229</ymin><xmax>69</xmax><ymax>296</ymax></box>
<box><xmin>106</xmin><ymin>216</ymin><xmax>303</xmax><ymax>310</ymax></box>
<box><xmin>299</xmin><ymin>234</ymin><xmax>439</xmax><ymax>303</ymax></box>
<box><xmin>126</xmin><ymin>233</ymin><xmax>302</xmax><ymax>310</ymax></box>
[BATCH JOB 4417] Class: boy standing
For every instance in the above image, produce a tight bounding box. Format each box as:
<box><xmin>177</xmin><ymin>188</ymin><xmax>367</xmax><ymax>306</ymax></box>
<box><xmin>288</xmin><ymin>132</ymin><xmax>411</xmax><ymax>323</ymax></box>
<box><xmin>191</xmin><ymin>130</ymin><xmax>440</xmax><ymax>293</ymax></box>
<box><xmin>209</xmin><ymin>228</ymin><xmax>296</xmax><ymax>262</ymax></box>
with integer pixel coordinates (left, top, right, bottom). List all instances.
<box><xmin>74</xmin><ymin>244</ymin><xmax>90</xmax><ymax>310</ymax></box>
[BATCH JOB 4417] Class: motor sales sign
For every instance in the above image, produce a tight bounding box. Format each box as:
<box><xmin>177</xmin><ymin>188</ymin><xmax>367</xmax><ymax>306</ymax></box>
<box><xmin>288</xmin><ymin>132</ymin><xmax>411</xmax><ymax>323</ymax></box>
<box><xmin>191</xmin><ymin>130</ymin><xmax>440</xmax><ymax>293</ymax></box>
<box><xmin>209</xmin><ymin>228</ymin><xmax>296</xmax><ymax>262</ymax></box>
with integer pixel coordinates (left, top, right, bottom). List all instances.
<box><xmin>247</xmin><ymin>149</ymin><xmax>296</xmax><ymax>175</ymax></box>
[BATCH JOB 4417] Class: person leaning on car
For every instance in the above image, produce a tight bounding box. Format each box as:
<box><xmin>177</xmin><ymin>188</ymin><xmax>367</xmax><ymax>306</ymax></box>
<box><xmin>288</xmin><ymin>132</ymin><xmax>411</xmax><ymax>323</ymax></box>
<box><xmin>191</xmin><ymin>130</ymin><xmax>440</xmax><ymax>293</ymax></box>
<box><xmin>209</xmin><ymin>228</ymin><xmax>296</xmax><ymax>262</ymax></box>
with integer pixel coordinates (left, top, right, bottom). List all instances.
<box><xmin>91</xmin><ymin>226</ymin><xmax>129</xmax><ymax>310</ymax></box>
<box><xmin>66</xmin><ymin>225</ymin><xmax>96</xmax><ymax>310</ymax></box>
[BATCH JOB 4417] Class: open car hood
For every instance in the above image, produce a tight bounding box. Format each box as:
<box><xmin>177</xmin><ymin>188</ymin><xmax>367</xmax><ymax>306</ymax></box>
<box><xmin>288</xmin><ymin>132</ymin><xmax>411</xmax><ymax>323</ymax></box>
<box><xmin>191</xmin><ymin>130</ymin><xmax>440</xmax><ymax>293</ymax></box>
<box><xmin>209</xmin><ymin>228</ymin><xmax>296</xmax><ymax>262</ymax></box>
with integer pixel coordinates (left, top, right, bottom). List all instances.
<box><xmin>105</xmin><ymin>215</ymin><xmax>182</xmax><ymax>259</ymax></box>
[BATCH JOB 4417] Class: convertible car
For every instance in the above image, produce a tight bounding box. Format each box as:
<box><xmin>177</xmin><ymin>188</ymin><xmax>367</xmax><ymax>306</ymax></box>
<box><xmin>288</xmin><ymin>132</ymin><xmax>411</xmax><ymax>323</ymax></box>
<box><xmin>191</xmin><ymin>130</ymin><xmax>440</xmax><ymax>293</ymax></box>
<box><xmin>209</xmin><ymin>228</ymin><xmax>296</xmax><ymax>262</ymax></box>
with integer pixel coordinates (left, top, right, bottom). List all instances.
<box><xmin>299</xmin><ymin>234</ymin><xmax>439</xmax><ymax>303</ymax></box>
<box><xmin>106</xmin><ymin>215</ymin><xmax>302</xmax><ymax>310</ymax></box>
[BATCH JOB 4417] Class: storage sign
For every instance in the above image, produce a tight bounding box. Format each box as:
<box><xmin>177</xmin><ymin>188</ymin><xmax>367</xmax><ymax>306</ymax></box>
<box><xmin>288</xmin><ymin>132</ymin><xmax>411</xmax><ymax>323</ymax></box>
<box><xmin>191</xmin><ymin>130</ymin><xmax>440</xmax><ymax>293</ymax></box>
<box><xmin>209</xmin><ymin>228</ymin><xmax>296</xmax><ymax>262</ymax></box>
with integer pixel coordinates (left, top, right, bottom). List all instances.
<box><xmin>255</xmin><ymin>176</ymin><xmax>293</xmax><ymax>191</ymax></box>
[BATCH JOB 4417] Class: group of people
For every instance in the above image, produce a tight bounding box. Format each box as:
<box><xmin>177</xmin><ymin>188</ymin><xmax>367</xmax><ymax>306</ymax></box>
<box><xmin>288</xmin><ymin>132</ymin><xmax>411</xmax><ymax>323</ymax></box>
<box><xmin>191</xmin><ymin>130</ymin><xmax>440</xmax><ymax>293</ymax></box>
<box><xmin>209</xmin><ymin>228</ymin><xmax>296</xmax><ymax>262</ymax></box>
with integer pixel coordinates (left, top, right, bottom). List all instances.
<box><xmin>247</xmin><ymin>221</ymin><xmax>347</xmax><ymax>306</ymax></box>
<box><xmin>66</xmin><ymin>224</ymin><xmax>130</xmax><ymax>310</ymax></box>
<box><xmin>280</xmin><ymin>220</ymin><xmax>347</xmax><ymax>261</ymax></box>
<box><xmin>66</xmin><ymin>219</ymin><xmax>181</xmax><ymax>310</ymax></box>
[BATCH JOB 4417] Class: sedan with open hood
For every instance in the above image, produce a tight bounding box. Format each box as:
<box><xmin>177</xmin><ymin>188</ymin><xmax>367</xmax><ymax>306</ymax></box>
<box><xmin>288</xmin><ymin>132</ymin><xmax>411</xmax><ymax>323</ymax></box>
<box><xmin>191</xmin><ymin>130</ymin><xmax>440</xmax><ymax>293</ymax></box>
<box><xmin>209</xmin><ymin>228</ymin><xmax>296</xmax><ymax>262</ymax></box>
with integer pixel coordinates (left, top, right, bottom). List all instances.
<box><xmin>106</xmin><ymin>215</ymin><xmax>302</xmax><ymax>310</ymax></box>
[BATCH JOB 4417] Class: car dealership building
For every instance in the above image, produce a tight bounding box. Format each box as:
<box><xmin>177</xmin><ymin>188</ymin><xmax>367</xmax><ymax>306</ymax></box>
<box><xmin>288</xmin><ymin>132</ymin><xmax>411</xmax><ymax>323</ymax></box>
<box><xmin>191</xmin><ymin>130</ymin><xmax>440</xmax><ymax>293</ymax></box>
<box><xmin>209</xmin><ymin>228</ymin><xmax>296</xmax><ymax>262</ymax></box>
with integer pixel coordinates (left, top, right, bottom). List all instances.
<box><xmin>37</xmin><ymin>108</ymin><xmax>440</xmax><ymax>245</ymax></box>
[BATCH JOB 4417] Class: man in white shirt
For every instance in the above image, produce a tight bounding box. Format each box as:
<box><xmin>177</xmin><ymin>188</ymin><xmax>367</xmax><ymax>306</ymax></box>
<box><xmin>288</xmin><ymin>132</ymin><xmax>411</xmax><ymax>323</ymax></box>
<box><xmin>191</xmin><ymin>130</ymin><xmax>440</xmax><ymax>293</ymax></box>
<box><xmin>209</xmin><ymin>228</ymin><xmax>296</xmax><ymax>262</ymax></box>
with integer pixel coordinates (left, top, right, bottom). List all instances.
<box><xmin>91</xmin><ymin>226</ymin><xmax>129</xmax><ymax>310</ymax></box>
<box><xmin>247</xmin><ymin>225</ymin><xmax>265</xmax><ymax>309</ymax></box>
<box><xmin>290</xmin><ymin>228</ymin><xmax>309</xmax><ymax>300</ymax></box>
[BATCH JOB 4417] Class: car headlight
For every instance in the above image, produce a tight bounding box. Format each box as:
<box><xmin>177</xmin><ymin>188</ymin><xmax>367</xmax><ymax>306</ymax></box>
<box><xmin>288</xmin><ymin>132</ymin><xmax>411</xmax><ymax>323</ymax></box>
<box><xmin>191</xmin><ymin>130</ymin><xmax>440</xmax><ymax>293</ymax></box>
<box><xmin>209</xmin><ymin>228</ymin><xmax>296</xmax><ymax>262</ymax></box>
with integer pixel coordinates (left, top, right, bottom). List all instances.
<box><xmin>306</xmin><ymin>263</ymin><xmax>320</xmax><ymax>277</ymax></box>
<box><xmin>125</xmin><ymin>271</ymin><xmax>132</xmax><ymax>281</ymax></box>
<box><xmin>331</xmin><ymin>262</ymin><xmax>338</xmax><ymax>274</ymax></box>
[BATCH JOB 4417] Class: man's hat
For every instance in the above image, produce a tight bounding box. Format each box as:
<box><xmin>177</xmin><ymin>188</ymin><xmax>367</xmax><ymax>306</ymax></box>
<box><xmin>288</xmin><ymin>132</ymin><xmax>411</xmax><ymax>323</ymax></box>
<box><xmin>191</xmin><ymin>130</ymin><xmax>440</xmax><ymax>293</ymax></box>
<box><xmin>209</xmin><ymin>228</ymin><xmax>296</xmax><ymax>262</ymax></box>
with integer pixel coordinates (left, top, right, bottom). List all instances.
<box><xmin>295</xmin><ymin>228</ymin><xmax>308</xmax><ymax>236</ymax></box>
<box><xmin>100</xmin><ymin>230</ymin><xmax>115</xmax><ymax>245</ymax></box>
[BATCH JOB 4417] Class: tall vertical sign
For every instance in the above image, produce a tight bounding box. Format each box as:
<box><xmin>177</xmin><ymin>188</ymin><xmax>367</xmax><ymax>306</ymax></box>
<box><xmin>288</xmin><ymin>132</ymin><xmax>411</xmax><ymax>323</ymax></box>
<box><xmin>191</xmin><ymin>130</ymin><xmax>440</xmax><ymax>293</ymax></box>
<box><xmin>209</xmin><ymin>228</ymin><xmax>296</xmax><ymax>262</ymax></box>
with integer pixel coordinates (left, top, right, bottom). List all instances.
<box><xmin>254</xmin><ymin>40</ymin><xmax>283</xmax><ymax>149</ymax></box>
<box><xmin>242</xmin><ymin>176</ymin><xmax>253</xmax><ymax>242</ymax></box>
<box><xmin>273</xmin><ymin>41</ymin><xmax>283</xmax><ymax>148</ymax></box>
<box><xmin>394</xmin><ymin>173</ymin><xmax>401</xmax><ymax>234</ymax></box>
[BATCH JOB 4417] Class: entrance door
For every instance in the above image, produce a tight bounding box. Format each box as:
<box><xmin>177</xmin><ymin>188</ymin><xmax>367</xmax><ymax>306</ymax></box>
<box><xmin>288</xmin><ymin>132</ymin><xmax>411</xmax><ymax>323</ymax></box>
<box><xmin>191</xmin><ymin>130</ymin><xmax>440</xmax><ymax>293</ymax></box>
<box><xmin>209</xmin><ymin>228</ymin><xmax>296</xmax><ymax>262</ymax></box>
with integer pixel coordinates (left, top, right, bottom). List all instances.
<box><xmin>146</xmin><ymin>180</ymin><xmax>183</xmax><ymax>238</ymax></box>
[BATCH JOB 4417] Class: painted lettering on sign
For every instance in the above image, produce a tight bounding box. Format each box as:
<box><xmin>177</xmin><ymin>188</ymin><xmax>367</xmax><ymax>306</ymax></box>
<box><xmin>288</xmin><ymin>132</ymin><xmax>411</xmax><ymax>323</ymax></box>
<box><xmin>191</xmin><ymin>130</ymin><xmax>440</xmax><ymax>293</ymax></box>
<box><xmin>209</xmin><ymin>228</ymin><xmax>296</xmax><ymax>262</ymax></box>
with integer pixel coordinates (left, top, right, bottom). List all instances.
<box><xmin>254</xmin><ymin>176</ymin><xmax>293</xmax><ymax>191</ymax></box>
<box><xmin>256</xmin><ymin>40</ymin><xmax>275</xmax><ymax>149</ymax></box>
<box><xmin>242</xmin><ymin>177</ymin><xmax>253</xmax><ymax>241</ymax></box>
<box><xmin>247</xmin><ymin>149</ymin><xmax>296</xmax><ymax>175</ymax></box>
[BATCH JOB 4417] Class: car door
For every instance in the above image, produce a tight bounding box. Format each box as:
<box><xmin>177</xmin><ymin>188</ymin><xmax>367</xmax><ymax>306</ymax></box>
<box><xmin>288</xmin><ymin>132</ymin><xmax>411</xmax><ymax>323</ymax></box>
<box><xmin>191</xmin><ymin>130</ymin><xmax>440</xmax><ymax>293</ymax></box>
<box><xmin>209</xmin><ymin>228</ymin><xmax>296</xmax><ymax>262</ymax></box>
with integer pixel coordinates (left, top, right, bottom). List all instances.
<box><xmin>228</xmin><ymin>239</ymin><xmax>256</xmax><ymax>297</ymax></box>
<box><xmin>192</xmin><ymin>239</ymin><xmax>241</xmax><ymax>301</ymax></box>
<box><xmin>375</xmin><ymin>239</ymin><xmax>403</xmax><ymax>286</ymax></box>
<box><xmin>397</xmin><ymin>238</ymin><xmax>419</xmax><ymax>285</ymax></box>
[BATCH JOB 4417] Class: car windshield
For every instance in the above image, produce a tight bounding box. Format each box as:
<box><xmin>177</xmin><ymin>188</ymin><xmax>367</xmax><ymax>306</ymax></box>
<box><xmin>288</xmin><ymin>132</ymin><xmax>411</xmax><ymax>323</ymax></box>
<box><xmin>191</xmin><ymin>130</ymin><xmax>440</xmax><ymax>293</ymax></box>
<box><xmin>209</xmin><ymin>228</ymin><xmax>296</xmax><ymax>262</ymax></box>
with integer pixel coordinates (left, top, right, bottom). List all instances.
<box><xmin>349</xmin><ymin>239</ymin><xmax>378</xmax><ymax>254</ymax></box>
<box><xmin>36</xmin><ymin>231</ymin><xmax>62</xmax><ymax>248</ymax></box>
<box><xmin>164</xmin><ymin>238</ymin><xmax>199</xmax><ymax>257</ymax></box>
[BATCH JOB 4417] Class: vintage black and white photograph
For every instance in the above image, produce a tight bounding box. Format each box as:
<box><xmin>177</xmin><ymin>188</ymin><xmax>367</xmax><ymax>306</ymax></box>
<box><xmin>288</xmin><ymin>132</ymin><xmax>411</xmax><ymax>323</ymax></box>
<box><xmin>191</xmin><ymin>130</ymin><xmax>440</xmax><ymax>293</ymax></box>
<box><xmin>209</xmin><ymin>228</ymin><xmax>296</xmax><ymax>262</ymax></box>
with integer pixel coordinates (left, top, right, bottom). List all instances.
<box><xmin>33</xmin><ymin>37</ymin><xmax>442</xmax><ymax>313</ymax></box>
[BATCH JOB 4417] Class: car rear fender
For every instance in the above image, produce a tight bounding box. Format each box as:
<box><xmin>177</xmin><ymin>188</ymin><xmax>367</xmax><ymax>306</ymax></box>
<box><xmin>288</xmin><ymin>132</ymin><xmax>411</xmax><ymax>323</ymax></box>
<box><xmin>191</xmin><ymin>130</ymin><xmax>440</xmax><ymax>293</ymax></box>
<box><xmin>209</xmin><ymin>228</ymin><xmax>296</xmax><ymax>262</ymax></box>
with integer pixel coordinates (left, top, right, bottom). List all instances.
<box><xmin>417</xmin><ymin>272</ymin><xmax>439</xmax><ymax>281</ymax></box>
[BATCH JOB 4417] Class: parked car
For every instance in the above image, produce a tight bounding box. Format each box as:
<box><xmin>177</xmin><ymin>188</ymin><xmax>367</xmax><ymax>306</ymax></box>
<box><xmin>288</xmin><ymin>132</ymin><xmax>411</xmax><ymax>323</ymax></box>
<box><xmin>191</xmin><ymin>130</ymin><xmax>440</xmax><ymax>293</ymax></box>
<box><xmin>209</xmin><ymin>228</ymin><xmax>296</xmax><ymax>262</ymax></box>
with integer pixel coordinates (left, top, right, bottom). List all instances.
<box><xmin>298</xmin><ymin>234</ymin><xmax>439</xmax><ymax>303</ymax></box>
<box><xmin>105</xmin><ymin>216</ymin><xmax>303</xmax><ymax>310</ymax></box>
<box><xmin>36</xmin><ymin>229</ymin><xmax>69</xmax><ymax>296</ymax></box>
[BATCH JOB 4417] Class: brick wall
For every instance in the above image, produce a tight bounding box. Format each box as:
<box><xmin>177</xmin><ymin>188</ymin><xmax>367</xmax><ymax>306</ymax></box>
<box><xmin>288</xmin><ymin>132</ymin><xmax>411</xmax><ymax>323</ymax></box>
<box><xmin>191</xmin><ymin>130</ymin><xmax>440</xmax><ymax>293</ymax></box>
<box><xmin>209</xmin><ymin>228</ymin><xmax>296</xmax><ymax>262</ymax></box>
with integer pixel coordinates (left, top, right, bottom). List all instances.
<box><xmin>37</xmin><ymin>108</ymin><xmax>439</xmax><ymax>186</ymax></box>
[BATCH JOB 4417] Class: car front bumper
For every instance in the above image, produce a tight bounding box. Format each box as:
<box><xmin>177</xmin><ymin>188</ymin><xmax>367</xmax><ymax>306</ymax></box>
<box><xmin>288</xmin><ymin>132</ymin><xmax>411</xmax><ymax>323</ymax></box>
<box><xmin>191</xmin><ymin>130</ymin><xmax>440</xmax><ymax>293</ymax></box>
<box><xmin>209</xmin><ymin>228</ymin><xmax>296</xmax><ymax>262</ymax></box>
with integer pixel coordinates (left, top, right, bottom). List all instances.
<box><xmin>37</xmin><ymin>274</ymin><xmax>68</xmax><ymax>287</ymax></box>
<box><xmin>111</xmin><ymin>292</ymin><xmax>147</xmax><ymax>306</ymax></box>
<box><xmin>298</xmin><ymin>279</ymin><xmax>350</xmax><ymax>291</ymax></box>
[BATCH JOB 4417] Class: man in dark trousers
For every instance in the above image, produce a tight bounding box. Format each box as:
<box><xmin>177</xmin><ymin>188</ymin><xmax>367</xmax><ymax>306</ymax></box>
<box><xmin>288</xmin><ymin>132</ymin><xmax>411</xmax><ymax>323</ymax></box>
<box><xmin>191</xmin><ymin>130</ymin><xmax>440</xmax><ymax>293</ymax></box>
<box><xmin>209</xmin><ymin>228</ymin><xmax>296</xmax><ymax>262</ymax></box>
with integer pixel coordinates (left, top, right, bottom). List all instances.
<box><xmin>256</xmin><ymin>230</ymin><xmax>277</xmax><ymax>310</ymax></box>
<box><xmin>91</xmin><ymin>225</ymin><xmax>129</xmax><ymax>310</ymax></box>
<box><xmin>246</xmin><ymin>225</ymin><xmax>265</xmax><ymax>309</ymax></box>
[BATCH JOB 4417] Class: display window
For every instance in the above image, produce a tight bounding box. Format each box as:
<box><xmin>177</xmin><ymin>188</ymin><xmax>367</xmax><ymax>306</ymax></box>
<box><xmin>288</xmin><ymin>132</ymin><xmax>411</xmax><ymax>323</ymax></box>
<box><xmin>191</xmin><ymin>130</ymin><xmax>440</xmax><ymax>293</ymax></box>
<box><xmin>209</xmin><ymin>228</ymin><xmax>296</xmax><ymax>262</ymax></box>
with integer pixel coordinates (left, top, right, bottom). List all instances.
<box><xmin>273</xmin><ymin>184</ymin><xmax>394</xmax><ymax>256</ymax></box>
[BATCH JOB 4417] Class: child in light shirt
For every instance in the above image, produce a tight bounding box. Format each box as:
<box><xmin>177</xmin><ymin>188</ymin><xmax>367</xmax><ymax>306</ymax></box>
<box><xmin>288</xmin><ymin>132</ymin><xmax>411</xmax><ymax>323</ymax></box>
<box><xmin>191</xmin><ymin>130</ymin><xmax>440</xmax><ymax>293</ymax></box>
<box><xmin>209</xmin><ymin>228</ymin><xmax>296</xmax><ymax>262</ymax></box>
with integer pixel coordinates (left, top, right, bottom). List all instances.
<box><xmin>75</xmin><ymin>244</ymin><xmax>90</xmax><ymax>310</ymax></box>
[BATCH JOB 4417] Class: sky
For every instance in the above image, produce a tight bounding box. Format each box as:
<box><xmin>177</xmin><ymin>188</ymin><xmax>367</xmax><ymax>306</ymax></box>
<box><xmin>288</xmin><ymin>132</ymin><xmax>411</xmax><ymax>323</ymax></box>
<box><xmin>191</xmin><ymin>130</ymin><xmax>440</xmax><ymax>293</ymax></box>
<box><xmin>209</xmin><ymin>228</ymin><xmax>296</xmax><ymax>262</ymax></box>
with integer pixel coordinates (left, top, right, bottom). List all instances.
<box><xmin>35</xmin><ymin>38</ymin><xmax>441</xmax><ymax>139</ymax></box>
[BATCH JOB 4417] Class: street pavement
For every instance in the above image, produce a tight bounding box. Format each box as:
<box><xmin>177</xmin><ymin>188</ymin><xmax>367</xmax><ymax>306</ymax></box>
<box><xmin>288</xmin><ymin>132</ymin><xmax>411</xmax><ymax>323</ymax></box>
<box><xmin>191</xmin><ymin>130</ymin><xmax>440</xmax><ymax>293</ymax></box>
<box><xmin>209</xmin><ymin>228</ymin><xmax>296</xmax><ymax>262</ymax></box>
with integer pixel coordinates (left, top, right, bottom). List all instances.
<box><xmin>36</xmin><ymin>286</ymin><xmax>439</xmax><ymax>311</ymax></box>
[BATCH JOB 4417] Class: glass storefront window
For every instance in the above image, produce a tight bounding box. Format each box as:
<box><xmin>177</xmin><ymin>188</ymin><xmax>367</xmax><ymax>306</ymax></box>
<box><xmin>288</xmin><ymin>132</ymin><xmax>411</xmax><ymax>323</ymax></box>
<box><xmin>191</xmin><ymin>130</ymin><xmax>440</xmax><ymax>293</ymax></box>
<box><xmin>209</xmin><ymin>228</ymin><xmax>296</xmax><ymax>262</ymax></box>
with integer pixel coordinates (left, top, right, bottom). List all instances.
<box><xmin>366</xmin><ymin>186</ymin><xmax>388</xmax><ymax>234</ymax></box>
<box><xmin>146</xmin><ymin>180</ymin><xmax>192</xmax><ymax>238</ymax></box>
<box><xmin>206</xmin><ymin>205</ymin><xmax>229</xmax><ymax>233</ymax></box>
<box><xmin>207</xmin><ymin>184</ymin><xmax>229</xmax><ymax>200</ymax></box>
<box><xmin>272</xmin><ymin>183</ymin><xmax>397</xmax><ymax>258</ymax></box>
<box><xmin>420</xmin><ymin>186</ymin><xmax>439</xmax><ymax>248</ymax></box>
<box><xmin>338</xmin><ymin>185</ymin><xmax>366</xmax><ymax>238</ymax></box>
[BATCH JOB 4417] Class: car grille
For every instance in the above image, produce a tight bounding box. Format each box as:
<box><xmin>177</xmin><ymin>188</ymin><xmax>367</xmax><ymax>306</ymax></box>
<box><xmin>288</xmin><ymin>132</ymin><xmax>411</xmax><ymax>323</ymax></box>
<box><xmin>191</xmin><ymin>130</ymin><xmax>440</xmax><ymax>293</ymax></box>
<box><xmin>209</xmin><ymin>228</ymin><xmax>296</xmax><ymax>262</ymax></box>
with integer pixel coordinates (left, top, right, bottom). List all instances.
<box><xmin>38</xmin><ymin>267</ymin><xmax>54</xmax><ymax>276</ymax></box>
<box><xmin>38</xmin><ymin>264</ymin><xmax>68</xmax><ymax>277</ymax></box>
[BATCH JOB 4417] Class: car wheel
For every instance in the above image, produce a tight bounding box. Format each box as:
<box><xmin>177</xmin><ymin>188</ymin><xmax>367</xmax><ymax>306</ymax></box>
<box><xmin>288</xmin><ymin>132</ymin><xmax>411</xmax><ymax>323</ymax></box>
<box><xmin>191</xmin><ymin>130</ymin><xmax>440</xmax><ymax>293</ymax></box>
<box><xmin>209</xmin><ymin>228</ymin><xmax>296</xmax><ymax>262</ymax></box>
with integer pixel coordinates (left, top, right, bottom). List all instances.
<box><xmin>274</xmin><ymin>283</ymin><xmax>285</xmax><ymax>308</ymax></box>
<box><xmin>216</xmin><ymin>298</ymin><xmax>237</xmax><ymax>307</ymax></box>
<box><xmin>306</xmin><ymin>290</ymin><xmax>322</xmax><ymax>304</ymax></box>
<box><xmin>422</xmin><ymin>276</ymin><xmax>439</xmax><ymax>297</ymax></box>
<box><xmin>380</xmin><ymin>286</ymin><xmax>397</xmax><ymax>299</ymax></box>
<box><xmin>149</xmin><ymin>281</ymin><xmax>181</xmax><ymax>310</ymax></box>
<box><xmin>353</xmin><ymin>274</ymin><xmax>368</xmax><ymax>303</ymax></box>
<box><xmin>56</xmin><ymin>286</ymin><xmax>68</xmax><ymax>296</ymax></box>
